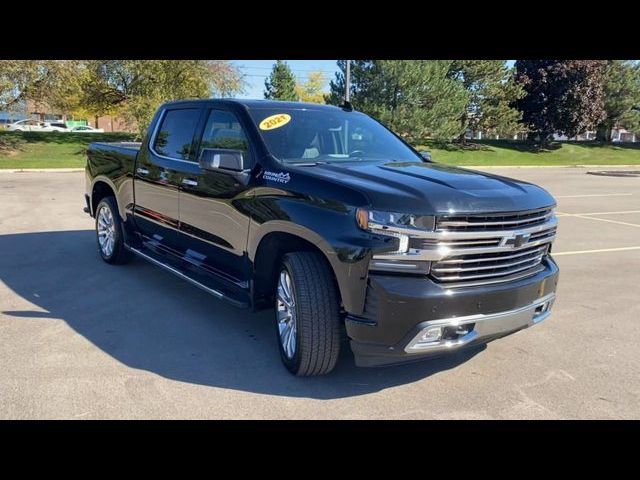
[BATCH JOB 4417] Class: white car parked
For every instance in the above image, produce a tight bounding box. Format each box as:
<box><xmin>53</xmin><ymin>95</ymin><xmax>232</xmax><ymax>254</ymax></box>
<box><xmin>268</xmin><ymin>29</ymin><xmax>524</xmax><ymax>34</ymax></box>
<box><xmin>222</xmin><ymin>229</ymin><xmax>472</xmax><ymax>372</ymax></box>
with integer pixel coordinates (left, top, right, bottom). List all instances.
<box><xmin>6</xmin><ymin>119</ymin><xmax>68</xmax><ymax>132</ymax></box>
<box><xmin>70</xmin><ymin>125</ymin><xmax>105</xmax><ymax>133</ymax></box>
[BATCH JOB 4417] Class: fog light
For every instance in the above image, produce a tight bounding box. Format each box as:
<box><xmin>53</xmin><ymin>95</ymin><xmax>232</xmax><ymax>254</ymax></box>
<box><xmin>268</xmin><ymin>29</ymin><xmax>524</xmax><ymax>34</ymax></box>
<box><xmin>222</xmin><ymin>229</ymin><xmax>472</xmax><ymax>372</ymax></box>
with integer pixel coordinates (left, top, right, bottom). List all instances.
<box><xmin>419</xmin><ymin>326</ymin><xmax>443</xmax><ymax>344</ymax></box>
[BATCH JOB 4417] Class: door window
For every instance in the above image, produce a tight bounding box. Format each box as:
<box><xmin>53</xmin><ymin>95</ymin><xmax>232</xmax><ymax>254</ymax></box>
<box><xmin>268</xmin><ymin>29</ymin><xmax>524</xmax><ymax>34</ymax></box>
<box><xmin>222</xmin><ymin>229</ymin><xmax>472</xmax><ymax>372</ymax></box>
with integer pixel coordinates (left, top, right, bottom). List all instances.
<box><xmin>198</xmin><ymin>110</ymin><xmax>250</xmax><ymax>160</ymax></box>
<box><xmin>153</xmin><ymin>108</ymin><xmax>201</xmax><ymax>160</ymax></box>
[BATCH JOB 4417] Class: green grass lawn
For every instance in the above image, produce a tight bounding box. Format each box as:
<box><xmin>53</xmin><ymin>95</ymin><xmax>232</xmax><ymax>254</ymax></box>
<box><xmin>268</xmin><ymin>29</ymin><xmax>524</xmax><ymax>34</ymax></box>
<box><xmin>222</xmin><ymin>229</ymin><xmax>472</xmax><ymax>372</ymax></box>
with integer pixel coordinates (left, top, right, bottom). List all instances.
<box><xmin>417</xmin><ymin>139</ymin><xmax>640</xmax><ymax>166</ymax></box>
<box><xmin>1</xmin><ymin>131</ymin><xmax>639</xmax><ymax>169</ymax></box>
<box><xmin>0</xmin><ymin>131</ymin><xmax>136</xmax><ymax>169</ymax></box>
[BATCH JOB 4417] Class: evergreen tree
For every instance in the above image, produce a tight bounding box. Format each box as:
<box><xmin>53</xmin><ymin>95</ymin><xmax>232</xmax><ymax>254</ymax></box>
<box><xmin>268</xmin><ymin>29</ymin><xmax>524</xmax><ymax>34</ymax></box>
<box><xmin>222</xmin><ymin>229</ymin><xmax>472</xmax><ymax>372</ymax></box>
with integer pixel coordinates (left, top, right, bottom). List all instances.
<box><xmin>326</xmin><ymin>60</ymin><xmax>376</xmax><ymax>107</ymax></box>
<box><xmin>328</xmin><ymin>60</ymin><xmax>468</xmax><ymax>141</ymax></box>
<box><xmin>514</xmin><ymin>60</ymin><xmax>606</xmax><ymax>144</ymax></box>
<box><xmin>264</xmin><ymin>60</ymin><xmax>298</xmax><ymax>101</ymax></box>
<box><xmin>449</xmin><ymin>60</ymin><xmax>525</xmax><ymax>141</ymax></box>
<box><xmin>596</xmin><ymin>60</ymin><xmax>640</xmax><ymax>142</ymax></box>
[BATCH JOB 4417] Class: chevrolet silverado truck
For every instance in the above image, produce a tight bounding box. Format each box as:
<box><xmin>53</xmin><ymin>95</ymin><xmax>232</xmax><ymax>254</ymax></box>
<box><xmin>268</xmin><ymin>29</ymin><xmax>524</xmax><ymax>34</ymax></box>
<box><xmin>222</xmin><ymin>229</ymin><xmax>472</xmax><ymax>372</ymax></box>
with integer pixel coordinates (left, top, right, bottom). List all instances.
<box><xmin>84</xmin><ymin>99</ymin><xmax>559</xmax><ymax>376</ymax></box>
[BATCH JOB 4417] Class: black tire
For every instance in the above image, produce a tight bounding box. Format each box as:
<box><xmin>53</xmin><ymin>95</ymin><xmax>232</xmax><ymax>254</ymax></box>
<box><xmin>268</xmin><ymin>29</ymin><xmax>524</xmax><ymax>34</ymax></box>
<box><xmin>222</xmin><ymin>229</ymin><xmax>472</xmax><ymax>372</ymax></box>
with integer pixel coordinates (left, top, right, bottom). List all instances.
<box><xmin>275</xmin><ymin>252</ymin><xmax>341</xmax><ymax>376</ymax></box>
<box><xmin>95</xmin><ymin>196</ymin><xmax>133</xmax><ymax>265</ymax></box>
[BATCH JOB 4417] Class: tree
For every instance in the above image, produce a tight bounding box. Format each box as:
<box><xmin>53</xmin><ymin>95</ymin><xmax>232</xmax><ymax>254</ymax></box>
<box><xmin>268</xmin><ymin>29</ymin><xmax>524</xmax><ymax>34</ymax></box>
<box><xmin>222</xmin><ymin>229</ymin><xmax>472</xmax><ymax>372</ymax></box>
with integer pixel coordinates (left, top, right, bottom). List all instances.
<box><xmin>0</xmin><ymin>60</ymin><xmax>83</xmax><ymax>113</ymax></box>
<box><xmin>514</xmin><ymin>60</ymin><xmax>606</xmax><ymax>144</ymax></box>
<box><xmin>449</xmin><ymin>60</ymin><xmax>525</xmax><ymax>142</ymax></box>
<box><xmin>596</xmin><ymin>60</ymin><xmax>640</xmax><ymax>142</ymax></box>
<box><xmin>264</xmin><ymin>60</ymin><xmax>298</xmax><ymax>101</ymax></box>
<box><xmin>1</xmin><ymin>60</ymin><xmax>243</xmax><ymax>135</ymax></box>
<box><xmin>328</xmin><ymin>60</ymin><xmax>468</xmax><ymax>141</ymax></box>
<box><xmin>326</xmin><ymin>60</ymin><xmax>377</xmax><ymax>107</ymax></box>
<box><xmin>81</xmin><ymin>60</ymin><xmax>243</xmax><ymax>136</ymax></box>
<box><xmin>295</xmin><ymin>71</ymin><xmax>326</xmax><ymax>103</ymax></box>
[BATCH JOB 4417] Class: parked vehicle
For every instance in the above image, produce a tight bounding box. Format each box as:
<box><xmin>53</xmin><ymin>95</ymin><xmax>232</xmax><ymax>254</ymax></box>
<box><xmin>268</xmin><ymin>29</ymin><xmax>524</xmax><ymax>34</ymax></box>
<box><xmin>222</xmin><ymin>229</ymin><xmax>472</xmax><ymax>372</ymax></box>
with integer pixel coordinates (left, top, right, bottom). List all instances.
<box><xmin>6</xmin><ymin>119</ymin><xmax>67</xmax><ymax>132</ymax></box>
<box><xmin>50</xmin><ymin>122</ymin><xmax>69</xmax><ymax>131</ymax></box>
<box><xmin>84</xmin><ymin>99</ymin><xmax>559</xmax><ymax>376</ymax></box>
<box><xmin>71</xmin><ymin>125</ymin><xmax>105</xmax><ymax>133</ymax></box>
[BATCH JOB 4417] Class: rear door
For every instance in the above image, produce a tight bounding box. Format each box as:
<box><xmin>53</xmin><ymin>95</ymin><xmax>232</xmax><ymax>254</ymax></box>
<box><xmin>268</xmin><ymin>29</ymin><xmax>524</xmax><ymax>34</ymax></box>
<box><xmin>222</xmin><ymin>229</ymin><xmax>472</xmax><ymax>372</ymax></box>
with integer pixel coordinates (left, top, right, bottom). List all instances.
<box><xmin>176</xmin><ymin>108</ymin><xmax>254</xmax><ymax>283</ymax></box>
<box><xmin>133</xmin><ymin>107</ymin><xmax>203</xmax><ymax>253</ymax></box>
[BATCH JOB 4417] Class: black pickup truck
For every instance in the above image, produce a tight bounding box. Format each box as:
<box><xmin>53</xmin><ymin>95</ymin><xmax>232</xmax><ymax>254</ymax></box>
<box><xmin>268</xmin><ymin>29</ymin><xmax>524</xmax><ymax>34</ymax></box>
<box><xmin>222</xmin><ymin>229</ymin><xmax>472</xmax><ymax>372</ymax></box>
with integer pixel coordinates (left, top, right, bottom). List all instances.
<box><xmin>84</xmin><ymin>99</ymin><xmax>559</xmax><ymax>376</ymax></box>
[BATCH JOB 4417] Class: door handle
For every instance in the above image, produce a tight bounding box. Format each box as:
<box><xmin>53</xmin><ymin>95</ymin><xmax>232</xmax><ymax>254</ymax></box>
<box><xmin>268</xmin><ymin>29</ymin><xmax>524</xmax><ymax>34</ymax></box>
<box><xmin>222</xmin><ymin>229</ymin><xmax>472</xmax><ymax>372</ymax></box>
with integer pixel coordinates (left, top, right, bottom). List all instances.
<box><xmin>136</xmin><ymin>167</ymin><xmax>149</xmax><ymax>176</ymax></box>
<box><xmin>182</xmin><ymin>178</ymin><xmax>198</xmax><ymax>187</ymax></box>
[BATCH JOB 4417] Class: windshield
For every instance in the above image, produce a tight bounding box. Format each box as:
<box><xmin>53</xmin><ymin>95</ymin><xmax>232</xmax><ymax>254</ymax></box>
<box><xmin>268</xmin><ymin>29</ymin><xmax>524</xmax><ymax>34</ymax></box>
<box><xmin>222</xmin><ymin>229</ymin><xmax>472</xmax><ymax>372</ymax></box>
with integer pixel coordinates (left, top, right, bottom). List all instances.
<box><xmin>248</xmin><ymin>107</ymin><xmax>423</xmax><ymax>164</ymax></box>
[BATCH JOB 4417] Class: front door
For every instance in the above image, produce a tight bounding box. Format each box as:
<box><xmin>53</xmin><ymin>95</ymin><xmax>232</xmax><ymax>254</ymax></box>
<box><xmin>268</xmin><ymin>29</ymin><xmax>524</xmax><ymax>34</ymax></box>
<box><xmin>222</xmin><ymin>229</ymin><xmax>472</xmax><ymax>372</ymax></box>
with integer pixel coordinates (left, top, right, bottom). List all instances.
<box><xmin>176</xmin><ymin>108</ymin><xmax>254</xmax><ymax>283</ymax></box>
<box><xmin>133</xmin><ymin>107</ymin><xmax>202</xmax><ymax>253</ymax></box>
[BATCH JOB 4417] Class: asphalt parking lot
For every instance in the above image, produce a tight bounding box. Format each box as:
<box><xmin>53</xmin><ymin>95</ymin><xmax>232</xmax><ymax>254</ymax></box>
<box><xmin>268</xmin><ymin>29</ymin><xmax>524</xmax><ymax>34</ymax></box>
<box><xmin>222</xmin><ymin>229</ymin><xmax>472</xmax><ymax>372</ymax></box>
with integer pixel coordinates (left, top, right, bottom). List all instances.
<box><xmin>1</xmin><ymin>167</ymin><xmax>639</xmax><ymax>419</ymax></box>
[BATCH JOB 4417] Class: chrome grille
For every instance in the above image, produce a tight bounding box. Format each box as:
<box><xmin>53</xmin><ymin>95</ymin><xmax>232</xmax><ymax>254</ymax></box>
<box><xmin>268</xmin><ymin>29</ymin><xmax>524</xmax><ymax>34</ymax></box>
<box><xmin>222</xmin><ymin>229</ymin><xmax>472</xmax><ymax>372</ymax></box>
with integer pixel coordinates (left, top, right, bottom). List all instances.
<box><xmin>430</xmin><ymin>207</ymin><xmax>556</xmax><ymax>286</ymax></box>
<box><xmin>436</xmin><ymin>207</ymin><xmax>554</xmax><ymax>232</ymax></box>
<box><xmin>431</xmin><ymin>244</ymin><xmax>549</xmax><ymax>282</ymax></box>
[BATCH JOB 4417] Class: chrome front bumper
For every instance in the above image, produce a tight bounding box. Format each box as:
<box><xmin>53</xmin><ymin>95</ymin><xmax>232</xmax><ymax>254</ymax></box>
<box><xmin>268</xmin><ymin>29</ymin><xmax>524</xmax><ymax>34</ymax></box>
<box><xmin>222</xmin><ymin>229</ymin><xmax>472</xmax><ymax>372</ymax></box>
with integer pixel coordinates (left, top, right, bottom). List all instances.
<box><xmin>404</xmin><ymin>293</ymin><xmax>556</xmax><ymax>354</ymax></box>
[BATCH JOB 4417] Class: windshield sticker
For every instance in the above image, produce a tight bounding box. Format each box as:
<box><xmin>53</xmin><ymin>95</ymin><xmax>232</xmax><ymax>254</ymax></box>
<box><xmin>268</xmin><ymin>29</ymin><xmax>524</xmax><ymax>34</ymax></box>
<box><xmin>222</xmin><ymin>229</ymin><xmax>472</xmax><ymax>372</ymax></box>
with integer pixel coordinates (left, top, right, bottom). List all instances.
<box><xmin>259</xmin><ymin>114</ymin><xmax>291</xmax><ymax>131</ymax></box>
<box><xmin>263</xmin><ymin>171</ymin><xmax>291</xmax><ymax>184</ymax></box>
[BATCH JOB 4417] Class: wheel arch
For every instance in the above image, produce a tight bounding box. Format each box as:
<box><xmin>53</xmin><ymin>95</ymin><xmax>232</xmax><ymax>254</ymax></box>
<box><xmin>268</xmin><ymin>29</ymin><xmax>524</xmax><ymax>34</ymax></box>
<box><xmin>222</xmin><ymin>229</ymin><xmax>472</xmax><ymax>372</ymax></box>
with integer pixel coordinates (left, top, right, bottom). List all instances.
<box><xmin>249</xmin><ymin>221</ymin><xmax>368</xmax><ymax>314</ymax></box>
<box><xmin>250</xmin><ymin>223</ymin><xmax>343</xmax><ymax>310</ymax></box>
<box><xmin>90</xmin><ymin>176</ymin><xmax>122</xmax><ymax>218</ymax></box>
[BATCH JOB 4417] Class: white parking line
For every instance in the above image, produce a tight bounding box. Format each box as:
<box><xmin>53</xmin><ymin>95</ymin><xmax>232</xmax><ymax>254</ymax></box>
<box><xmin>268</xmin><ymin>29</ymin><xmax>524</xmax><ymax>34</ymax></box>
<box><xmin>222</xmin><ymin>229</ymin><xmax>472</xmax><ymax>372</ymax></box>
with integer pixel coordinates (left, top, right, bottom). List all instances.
<box><xmin>558</xmin><ymin>213</ymin><xmax>640</xmax><ymax>228</ymax></box>
<box><xmin>554</xmin><ymin>246</ymin><xmax>640</xmax><ymax>256</ymax></box>
<box><xmin>556</xmin><ymin>210</ymin><xmax>640</xmax><ymax>217</ymax></box>
<box><xmin>555</xmin><ymin>193</ymin><xmax>633</xmax><ymax>198</ymax></box>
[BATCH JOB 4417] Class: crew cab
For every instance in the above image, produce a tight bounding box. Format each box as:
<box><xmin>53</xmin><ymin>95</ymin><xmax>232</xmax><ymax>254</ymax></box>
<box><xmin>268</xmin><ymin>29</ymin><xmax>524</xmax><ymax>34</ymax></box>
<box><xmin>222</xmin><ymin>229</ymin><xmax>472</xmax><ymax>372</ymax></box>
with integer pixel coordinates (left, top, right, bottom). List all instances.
<box><xmin>84</xmin><ymin>99</ymin><xmax>559</xmax><ymax>376</ymax></box>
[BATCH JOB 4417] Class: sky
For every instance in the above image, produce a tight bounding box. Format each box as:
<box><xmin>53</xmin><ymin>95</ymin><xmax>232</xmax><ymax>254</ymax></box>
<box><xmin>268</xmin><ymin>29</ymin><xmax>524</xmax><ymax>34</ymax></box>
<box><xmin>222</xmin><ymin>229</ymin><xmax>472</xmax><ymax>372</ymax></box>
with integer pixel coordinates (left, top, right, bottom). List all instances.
<box><xmin>231</xmin><ymin>60</ymin><xmax>339</xmax><ymax>99</ymax></box>
<box><xmin>231</xmin><ymin>60</ymin><xmax>517</xmax><ymax>99</ymax></box>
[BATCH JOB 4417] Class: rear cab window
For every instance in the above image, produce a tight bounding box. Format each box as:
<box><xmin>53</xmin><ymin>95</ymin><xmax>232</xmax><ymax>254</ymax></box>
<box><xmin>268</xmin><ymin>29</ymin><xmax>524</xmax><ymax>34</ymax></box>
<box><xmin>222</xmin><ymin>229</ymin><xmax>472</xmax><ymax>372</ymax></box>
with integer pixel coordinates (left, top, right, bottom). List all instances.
<box><xmin>152</xmin><ymin>108</ymin><xmax>201</xmax><ymax>160</ymax></box>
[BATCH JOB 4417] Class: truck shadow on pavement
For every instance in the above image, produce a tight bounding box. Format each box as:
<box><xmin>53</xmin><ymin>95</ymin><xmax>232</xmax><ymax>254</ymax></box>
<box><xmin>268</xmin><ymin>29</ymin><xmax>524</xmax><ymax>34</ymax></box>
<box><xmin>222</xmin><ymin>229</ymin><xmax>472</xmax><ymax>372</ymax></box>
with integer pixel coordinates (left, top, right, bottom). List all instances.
<box><xmin>0</xmin><ymin>230</ymin><xmax>484</xmax><ymax>400</ymax></box>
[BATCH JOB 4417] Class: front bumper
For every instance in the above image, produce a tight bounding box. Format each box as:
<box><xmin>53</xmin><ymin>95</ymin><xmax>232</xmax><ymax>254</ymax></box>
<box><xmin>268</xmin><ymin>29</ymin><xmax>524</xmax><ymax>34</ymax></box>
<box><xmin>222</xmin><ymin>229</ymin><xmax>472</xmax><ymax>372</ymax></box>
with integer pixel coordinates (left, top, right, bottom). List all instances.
<box><xmin>346</xmin><ymin>256</ymin><xmax>559</xmax><ymax>367</ymax></box>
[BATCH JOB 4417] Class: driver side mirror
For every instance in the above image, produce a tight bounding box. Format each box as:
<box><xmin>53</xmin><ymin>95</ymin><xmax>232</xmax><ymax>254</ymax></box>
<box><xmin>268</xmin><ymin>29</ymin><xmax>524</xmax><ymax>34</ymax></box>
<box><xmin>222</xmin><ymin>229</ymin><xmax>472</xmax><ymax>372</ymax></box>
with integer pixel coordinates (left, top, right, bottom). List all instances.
<box><xmin>419</xmin><ymin>150</ymin><xmax>432</xmax><ymax>162</ymax></box>
<box><xmin>199</xmin><ymin>148</ymin><xmax>245</xmax><ymax>172</ymax></box>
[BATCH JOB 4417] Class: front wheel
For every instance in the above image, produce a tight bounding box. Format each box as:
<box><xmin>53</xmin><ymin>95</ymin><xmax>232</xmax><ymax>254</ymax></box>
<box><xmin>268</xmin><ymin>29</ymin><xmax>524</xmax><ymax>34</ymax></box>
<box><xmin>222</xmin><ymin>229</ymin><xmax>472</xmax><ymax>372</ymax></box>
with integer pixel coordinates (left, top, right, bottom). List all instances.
<box><xmin>275</xmin><ymin>252</ymin><xmax>341</xmax><ymax>376</ymax></box>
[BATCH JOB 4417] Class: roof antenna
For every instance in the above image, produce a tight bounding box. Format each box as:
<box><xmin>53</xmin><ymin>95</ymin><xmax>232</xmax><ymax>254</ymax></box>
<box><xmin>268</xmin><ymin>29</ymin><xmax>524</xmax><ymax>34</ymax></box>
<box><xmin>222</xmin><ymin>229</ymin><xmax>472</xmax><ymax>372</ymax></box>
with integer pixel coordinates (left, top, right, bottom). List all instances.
<box><xmin>341</xmin><ymin>60</ymin><xmax>353</xmax><ymax>111</ymax></box>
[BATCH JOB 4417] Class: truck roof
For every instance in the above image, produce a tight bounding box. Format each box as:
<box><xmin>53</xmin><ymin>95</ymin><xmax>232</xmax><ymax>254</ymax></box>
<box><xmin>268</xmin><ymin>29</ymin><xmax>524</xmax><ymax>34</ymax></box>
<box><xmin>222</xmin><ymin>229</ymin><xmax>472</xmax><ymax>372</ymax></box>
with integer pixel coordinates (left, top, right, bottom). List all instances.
<box><xmin>161</xmin><ymin>98</ymin><xmax>346</xmax><ymax>111</ymax></box>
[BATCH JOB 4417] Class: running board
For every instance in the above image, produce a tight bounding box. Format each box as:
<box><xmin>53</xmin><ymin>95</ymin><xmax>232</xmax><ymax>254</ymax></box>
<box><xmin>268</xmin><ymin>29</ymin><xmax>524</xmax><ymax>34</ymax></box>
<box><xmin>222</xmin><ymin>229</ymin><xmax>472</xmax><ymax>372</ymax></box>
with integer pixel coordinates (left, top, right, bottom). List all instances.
<box><xmin>127</xmin><ymin>246</ymin><xmax>250</xmax><ymax>308</ymax></box>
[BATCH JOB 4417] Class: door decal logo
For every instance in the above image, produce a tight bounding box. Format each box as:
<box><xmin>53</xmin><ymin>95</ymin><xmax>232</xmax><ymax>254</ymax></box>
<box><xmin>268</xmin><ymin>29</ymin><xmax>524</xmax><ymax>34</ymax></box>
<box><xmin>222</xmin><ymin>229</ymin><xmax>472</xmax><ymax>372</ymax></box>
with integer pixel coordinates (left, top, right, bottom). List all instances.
<box><xmin>264</xmin><ymin>171</ymin><xmax>291</xmax><ymax>184</ymax></box>
<box><xmin>259</xmin><ymin>114</ymin><xmax>291</xmax><ymax>130</ymax></box>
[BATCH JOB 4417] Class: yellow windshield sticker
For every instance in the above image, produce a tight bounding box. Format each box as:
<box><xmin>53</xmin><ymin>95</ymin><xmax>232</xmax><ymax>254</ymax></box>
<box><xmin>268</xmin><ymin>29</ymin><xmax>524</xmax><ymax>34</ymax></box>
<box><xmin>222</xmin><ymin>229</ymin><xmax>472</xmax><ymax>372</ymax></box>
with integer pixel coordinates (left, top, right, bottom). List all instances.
<box><xmin>259</xmin><ymin>114</ymin><xmax>291</xmax><ymax>131</ymax></box>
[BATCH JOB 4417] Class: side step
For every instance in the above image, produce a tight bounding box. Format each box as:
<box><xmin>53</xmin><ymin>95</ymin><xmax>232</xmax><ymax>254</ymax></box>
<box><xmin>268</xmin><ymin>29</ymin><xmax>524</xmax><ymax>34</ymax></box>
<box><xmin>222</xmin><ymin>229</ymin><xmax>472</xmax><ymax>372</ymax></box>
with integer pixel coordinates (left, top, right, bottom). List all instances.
<box><xmin>128</xmin><ymin>246</ymin><xmax>250</xmax><ymax>309</ymax></box>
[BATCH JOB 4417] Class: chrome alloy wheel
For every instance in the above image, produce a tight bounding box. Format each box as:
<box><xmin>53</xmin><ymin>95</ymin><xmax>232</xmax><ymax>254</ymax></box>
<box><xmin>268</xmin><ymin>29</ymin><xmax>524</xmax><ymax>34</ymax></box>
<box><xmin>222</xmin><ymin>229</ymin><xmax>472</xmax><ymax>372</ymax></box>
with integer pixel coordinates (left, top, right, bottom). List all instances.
<box><xmin>276</xmin><ymin>269</ymin><xmax>297</xmax><ymax>359</ymax></box>
<box><xmin>97</xmin><ymin>204</ymin><xmax>116</xmax><ymax>257</ymax></box>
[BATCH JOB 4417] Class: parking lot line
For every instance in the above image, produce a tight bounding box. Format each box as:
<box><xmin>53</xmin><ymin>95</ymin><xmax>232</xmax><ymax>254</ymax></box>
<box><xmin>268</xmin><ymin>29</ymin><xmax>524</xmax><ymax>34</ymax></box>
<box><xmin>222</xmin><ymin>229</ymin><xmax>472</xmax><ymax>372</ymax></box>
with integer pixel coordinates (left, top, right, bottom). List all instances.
<box><xmin>555</xmin><ymin>193</ymin><xmax>633</xmax><ymax>198</ymax></box>
<box><xmin>557</xmin><ymin>213</ymin><xmax>640</xmax><ymax>228</ymax></box>
<box><xmin>553</xmin><ymin>246</ymin><xmax>640</xmax><ymax>256</ymax></box>
<box><xmin>556</xmin><ymin>210</ymin><xmax>640</xmax><ymax>217</ymax></box>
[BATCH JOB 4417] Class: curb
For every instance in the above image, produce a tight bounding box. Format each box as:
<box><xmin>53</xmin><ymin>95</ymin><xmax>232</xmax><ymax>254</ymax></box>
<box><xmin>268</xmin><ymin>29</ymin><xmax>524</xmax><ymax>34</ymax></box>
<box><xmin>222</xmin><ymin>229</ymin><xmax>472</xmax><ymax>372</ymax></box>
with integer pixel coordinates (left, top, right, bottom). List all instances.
<box><xmin>0</xmin><ymin>168</ymin><xmax>85</xmax><ymax>173</ymax></box>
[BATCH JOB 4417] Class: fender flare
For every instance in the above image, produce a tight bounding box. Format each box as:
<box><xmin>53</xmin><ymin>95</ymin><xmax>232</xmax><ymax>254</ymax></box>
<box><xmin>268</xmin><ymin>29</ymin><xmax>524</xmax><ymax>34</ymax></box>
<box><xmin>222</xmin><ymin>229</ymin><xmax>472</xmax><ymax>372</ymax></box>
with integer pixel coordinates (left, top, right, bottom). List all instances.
<box><xmin>89</xmin><ymin>175</ymin><xmax>128</xmax><ymax>220</ymax></box>
<box><xmin>248</xmin><ymin>220</ymin><xmax>368</xmax><ymax>314</ymax></box>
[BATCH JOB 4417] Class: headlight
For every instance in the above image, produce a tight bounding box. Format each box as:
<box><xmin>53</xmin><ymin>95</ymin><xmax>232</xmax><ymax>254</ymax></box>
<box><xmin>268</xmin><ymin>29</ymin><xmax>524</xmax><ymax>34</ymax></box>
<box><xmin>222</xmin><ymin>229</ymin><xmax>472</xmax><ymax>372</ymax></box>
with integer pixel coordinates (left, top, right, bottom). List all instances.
<box><xmin>357</xmin><ymin>208</ymin><xmax>434</xmax><ymax>274</ymax></box>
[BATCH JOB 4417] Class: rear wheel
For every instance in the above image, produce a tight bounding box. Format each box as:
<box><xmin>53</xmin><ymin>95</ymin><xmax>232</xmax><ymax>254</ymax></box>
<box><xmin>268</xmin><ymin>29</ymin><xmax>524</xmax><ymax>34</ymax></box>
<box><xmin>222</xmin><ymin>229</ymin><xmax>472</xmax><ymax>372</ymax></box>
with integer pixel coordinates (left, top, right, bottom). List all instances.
<box><xmin>95</xmin><ymin>196</ymin><xmax>132</xmax><ymax>265</ymax></box>
<box><xmin>275</xmin><ymin>252</ymin><xmax>341</xmax><ymax>376</ymax></box>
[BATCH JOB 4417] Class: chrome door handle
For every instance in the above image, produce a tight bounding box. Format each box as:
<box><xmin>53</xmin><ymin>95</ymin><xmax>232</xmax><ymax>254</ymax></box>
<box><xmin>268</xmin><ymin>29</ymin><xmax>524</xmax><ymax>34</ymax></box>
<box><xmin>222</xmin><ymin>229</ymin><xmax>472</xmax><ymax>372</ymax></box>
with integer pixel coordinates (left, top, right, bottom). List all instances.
<box><xmin>182</xmin><ymin>178</ymin><xmax>198</xmax><ymax>187</ymax></box>
<box><xmin>136</xmin><ymin>167</ymin><xmax>149</xmax><ymax>176</ymax></box>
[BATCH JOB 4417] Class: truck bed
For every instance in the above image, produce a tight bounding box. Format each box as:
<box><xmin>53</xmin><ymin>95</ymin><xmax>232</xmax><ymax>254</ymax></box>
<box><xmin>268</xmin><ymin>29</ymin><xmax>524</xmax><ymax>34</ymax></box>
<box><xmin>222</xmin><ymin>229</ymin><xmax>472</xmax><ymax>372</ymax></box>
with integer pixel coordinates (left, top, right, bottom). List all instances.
<box><xmin>89</xmin><ymin>141</ymin><xmax>142</xmax><ymax>153</ymax></box>
<box><xmin>86</xmin><ymin>141</ymin><xmax>141</xmax><ymax>179</ymax></box>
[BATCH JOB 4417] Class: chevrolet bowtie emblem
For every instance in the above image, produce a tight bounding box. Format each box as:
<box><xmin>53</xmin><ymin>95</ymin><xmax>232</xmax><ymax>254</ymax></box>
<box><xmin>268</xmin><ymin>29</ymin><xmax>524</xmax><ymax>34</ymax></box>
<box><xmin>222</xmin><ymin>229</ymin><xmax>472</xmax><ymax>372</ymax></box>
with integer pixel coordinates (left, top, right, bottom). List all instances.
<box><xmin>502</xmin><ymin>232</ymin><xmax>531</xmax><ymax>248</ymax></box>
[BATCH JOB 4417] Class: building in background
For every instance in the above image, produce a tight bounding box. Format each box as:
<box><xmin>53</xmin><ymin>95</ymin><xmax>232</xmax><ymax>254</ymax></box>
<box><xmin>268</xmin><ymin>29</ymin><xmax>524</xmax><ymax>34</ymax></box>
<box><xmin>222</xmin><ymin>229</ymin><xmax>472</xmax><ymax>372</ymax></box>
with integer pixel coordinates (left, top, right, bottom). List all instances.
<box><xmin>0</xmin><ymin>100</ymin><xmax>134</xmax><ymax>132</ymax></box>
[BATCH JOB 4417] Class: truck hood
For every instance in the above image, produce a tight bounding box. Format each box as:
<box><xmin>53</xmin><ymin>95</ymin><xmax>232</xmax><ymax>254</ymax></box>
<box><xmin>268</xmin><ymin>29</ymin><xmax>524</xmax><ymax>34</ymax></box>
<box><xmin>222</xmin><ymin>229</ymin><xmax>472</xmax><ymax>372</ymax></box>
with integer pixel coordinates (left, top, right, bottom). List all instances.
<box><xmin>295</xmin><ymin>161</ymin><xmax>556</xmax><ymax>215</ymax></box>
